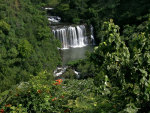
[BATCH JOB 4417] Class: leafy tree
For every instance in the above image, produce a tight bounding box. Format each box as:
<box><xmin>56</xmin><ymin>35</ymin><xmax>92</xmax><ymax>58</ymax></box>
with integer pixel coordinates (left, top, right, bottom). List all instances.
<box><xmin>18</xmin><ymin>40</ymin><xmax>33</xmax><ymax>58</ymax></box>
<box><xmin>0</xmin><ymin>0</ymin><xmax>61</xmax><ymax>92</ymax></box>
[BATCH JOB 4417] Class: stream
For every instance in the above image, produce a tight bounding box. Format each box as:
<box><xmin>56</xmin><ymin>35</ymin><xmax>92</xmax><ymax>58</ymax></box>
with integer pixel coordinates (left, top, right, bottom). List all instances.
<box><xmin>62</xmin><ymin>45</ymin><xmax>94</xmax><ymax>66</ymax></box>
<box><xmin>46</xmin><ymin>7</ymin><xmax>95</xmax><ymax>78</ymax></box>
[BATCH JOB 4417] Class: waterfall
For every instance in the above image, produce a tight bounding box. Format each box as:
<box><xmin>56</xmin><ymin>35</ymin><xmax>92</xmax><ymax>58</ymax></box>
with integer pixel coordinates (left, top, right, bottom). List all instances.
<box><xmin>68</xmin><ymin>26</ymin><xmax>78</xmax><ymax>47</ymax></box>
<box><xmin>76</xmin><ymin>25</ymin><xmax>88</xmax><ymax>47</ymax></box>
<box><xmin>90</xmin><ymin>25</ymin><xmax>95</xmax><ymax>45</ymax></box>
<box><xmin>52</xmin><ymin>25</ymin><xmax>94</xmax><ymax>49</ymax></box>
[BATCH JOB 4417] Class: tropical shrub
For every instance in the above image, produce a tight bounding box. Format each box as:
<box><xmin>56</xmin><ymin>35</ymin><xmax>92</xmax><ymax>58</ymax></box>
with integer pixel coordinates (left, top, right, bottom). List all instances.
<box><xmin>0</xmin><ymin>72</ymin><xmax>99</xmax><ymax>113</ymax></box>
<box><xmin>89</xmin><ymin>19</ymin><xmax>150</xmax><ymax>112</ymax></box>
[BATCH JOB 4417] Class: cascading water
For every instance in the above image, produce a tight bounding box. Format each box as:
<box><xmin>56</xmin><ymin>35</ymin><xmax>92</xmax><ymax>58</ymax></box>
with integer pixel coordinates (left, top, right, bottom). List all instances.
<box><xmin>48</xmin><ymin>16</ymin><xmax>61</xmax><ymax>23</ymax></box>
<box><xmin>52</xmin><ymin>25</ymin><xmax>89</xmax><ymax>49</ymax></box>
<box><xmin>46</xmin><ymin>8</ymin><xmax>95</xmax><ymax>78</ymax></box>
<box><xmin>90</xmin><ymin>25</ymin><xmax>95</xmax><ymax>45</ymax></box>
<box><xmin>68</xmin><ymin>26</ymin><xmax>78</xmax><ymax>48</ymax></box>
<box><xmin>76</xmin><ymin>25</ymin><xmax>88</xmax><ymax>47</ymax></box>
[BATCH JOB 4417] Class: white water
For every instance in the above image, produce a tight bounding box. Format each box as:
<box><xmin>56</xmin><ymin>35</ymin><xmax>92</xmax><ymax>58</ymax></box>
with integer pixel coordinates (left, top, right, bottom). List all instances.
<box><xmin>90</xmin><ymin>25</ymin><xmax>95</xmax><ymax>45</ymax></box>
<box><xmin>53</xmin><ymin>66</ymin><xmax>80</xmax><ymax>79</ymax></box>
<box><xmin>52</xmin><ymin>25</ymin><xmax>89</xmax><ymax>49</ymax></box>
<box><xmin>45</xmin><ymin>7</ymin><xmax>54</xmax><ymax>10</ymax></box>
<box><xmin>76</xmin><ymin>25</ymin><xmax>88</xmax><ymax>47</ymax></box>
<box><xmin>53</xmin><ymin>67</ymin><xmax>67</xmax><ymax>77</ymax></box>
<box><xmin>74</xmin><ymin>70</ymin><xmax>80</xmax><ymax>78</ymax></box>
<box><xmin>48</xmin><ymin>16</ymin><xmax>61</xmax><ymax>23</ymax></box>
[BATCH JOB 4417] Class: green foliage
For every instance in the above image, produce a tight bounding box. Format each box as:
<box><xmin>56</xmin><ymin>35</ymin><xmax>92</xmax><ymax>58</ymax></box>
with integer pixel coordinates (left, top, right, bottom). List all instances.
<box><xmin>77</xmin><ymin>61</ymin><xmax>95</xmax><ymax>79</ymax></box>
<box><xmin>0</xmin><ymin>0</ymin><xmax>61</xmax><ymax>92</ymax></box>
<box><xmin>0</xmin><ymin>72</ymin><xmax>100</xmax><ymax>113</ymax></box>
<box><xmin>58</xmin><ymin>3</ymin><xmax>70</xmax><ymax>11</ymax></box>
<box><xmin>53</xmin><ymin>0</ymin><xmax>150</xmax><ymax>44</ymax></box>
<box><xmin>62</xmin><ymin>68</ymin><xmax>77</xmax><ymax>79</ymax></box>
<box><xmin>72</xmin><ymin>17</ymin><xmax>81</xmax><ymax>24</ymax></box>
<box><xmin>0</xmin><ymin>71</ymin><xmax>54</xmax><ymax>112</ymax></box>
<box><xmin>68</xmin><ymin>19</ymin><xmax>150</xmax><ymax>112</ymax></box>
<box><xmin>18</xmin><ymin>39</ymin><xmax>33</xmax><ymax>58</ymax></box>
<box><xmin>1</xmin><ymin>0</ymin><xmax>150</xmax><ymax>112</ymax></box>
<box><xmin>90</xmin><ymin>19</ymin><xmax>150</xmax><ymax>112</ymax></box>
<box><xmin>0</xmin><ymin>20</ymin><xmax>10</xmax><ymax>35</ymax></box>
<box><xmin>36</xmin><ymin>26</ymin><xmax>52</xmax><ymax>41</ymax></box>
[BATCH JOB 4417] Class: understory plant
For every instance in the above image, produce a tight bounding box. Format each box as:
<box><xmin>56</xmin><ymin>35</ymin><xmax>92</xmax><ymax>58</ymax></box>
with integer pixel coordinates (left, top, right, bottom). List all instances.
<box><xmin>90</xmin><ymin>19</ymin><xmax>150</xmax><ymax>112</ymax></box>
<box><xmin>0</xmin><ymin>71</ymin><xmax>100</xmax><ymax>113</ymax></box>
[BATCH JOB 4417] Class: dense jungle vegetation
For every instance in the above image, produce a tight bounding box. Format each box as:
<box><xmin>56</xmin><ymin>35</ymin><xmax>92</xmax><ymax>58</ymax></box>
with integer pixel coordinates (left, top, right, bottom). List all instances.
<box><xmin>1</xmin><ymin>0</ymin><xmax>150</xmax><ymax>112</ymax></box>
<box><xmin>0</xmin><ymin>0</ymin><xmax>61</xmax><ymax>92</ymax></box>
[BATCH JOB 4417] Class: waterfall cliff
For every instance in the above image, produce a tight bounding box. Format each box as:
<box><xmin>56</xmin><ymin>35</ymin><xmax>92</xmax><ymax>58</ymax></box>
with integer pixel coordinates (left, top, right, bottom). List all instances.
<box><xmin>52</xmin><ymin>25</ymin><xmax>94</xmax><ymax>49</ymax></box>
